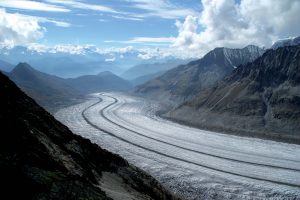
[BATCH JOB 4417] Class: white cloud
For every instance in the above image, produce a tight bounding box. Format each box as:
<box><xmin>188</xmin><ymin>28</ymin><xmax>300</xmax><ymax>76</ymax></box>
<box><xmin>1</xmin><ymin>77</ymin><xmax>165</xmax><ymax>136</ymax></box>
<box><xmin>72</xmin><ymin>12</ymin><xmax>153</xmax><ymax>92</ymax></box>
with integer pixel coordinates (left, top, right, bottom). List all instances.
<box><xmin>136</xmin><ymin>47</ymin><xmax>193</xmax><ymax>60</ymax></box>
<box><xmin>104</xmin><ymin>37</ymin><xmax>175</xmax><ymax>45</ymax></box>
<box><xmin>105</xmin><ymin>57</ymin><xmax>116</xmax><ymax>62</ymax></box>
<box><xmin>0</xmin><ymin>8</ymin><xmax>71</xmax><ymax>47</ymax></box>
<box><xmin>0</xmin><ymin>0</ymin><xmax>69</xmax><ymax>12</ymax></box>
<box><xmin>126</xmin><ymin>0</ymin><xmax>198</xmax><ymax>19</ymax></box>
<box><xmin>173</xmin><ymin>16</ymin><xmax>202</xmax><ymax>53</ymax></box>
<box><xmin>24</xmin><ymin>43</ymin><xmax>192</xmax><ymax>60</ymax></box>
<box><xmin>131</xmin><ymin>37</ymin><xmax>175</xmax><ymax>43</ymax></box>
<box><xmin>45</xmin><ymin>0</ymin><xmax>118</xmax><ymax>13</ymax></box>
<box><xmin>37</xmin><ymin>17</ymin><xmax>71</xmax><ymax>27</ymax></box>
<box><xmin>95</xmin><ymin>46</ymin><xmax>135</xmax><ymax>54</ymax></box>
<box><xmin>0</xmin><ymin>9</ymin><xmax>44</xmax><ymax>47</ymax></box>
<box><xmin>27</xmin><ymin>43</ymin><xmax>97</xmax><ymax>54</ymax></box>
<box><xmin>111</xmin><ymin>15</ymin><xmax>144</xmax><ymax>21</ymax></box>
<box><xmin>173</xmin><ymin>0</ymin><xmax>300</xmax><ymax>57</ymax></box>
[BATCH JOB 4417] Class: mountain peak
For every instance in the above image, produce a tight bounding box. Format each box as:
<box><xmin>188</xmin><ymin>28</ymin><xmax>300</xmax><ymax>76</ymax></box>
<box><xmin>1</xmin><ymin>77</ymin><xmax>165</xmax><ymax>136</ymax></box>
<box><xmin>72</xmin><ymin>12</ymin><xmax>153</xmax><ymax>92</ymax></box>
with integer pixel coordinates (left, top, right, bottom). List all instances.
<box><xmin>271</xmin><ymin>36</ymin><xmax>300</xmax><ymax>49</ymax></box>
<box><xmin>11</xmin><ymin>62</ymin><xmax>36</xmax><ymax>74</ymax></box>
<box><xmin>97</xmin><ymin>71</ymin><xmax>114</xmax><ymax>77</ymax></box>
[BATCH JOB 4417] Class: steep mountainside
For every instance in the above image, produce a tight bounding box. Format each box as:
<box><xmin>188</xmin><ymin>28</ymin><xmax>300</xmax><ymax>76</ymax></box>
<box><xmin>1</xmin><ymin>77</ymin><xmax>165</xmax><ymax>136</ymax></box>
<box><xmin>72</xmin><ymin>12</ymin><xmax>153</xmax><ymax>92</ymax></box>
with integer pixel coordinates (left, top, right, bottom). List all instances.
<box><xmin>136</xmin><ymin>45</ymin><xmax>264</xmax><ymax>104</ymax></box>
<box><xmin>131</xmin><ymin>70</ymin><xmax>166</xmax><ymax>86</ymax></box>
<box><xmin>0</xmin><ymin>72</ymin><xmax>178</xmax><ymax>200</ymax></box>
<box><xmin>8</xmin><ymin>63</ymin><xmax>83</xmax><ymax>112</ymax></box>
<box><xmin>121</xmin><ymin>60</ymin><xmax>188</xmax><ymax>80</ymax></box>
<box><xmin>167</xmin><ymin>45</ymin><xmax>300</xmax><ymax>143</ymax></box>
<box><xmin>66</xmin><ymin>71</ymin><xmax>132</xmax><ymax>94</ymax></box>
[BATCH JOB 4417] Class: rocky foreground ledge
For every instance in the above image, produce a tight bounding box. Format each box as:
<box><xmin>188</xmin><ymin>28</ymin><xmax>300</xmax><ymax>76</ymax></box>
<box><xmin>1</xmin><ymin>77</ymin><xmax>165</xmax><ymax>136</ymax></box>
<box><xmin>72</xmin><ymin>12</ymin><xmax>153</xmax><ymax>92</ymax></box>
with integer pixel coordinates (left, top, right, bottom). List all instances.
<box><xmin>0</xmin><ymin>72</ymin><xmax>179</xmax><ymax>200</ymax></box>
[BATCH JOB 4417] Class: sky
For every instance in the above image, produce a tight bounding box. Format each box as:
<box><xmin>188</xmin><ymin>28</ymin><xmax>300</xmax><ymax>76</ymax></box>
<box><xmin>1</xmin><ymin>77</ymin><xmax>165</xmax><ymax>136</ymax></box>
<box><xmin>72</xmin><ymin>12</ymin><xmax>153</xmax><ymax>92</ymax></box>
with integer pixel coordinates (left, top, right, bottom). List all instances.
<box><xmin>0</xmin><ymin>0</ymin><xmax>300</xmax><ymax>59</ymax></box>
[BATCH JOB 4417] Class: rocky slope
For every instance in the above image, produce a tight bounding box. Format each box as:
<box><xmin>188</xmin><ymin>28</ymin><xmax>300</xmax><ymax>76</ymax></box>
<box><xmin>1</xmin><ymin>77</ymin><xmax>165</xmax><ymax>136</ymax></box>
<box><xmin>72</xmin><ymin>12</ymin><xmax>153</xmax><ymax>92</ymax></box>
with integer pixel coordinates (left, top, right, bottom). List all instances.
<box><xmin>0</xmin><ymin>71</ymin><xmax>178</xmax><ymax>200</ymax></box>
<box><xmin>131</xmin><ymin>70</ymin><xmax>166</xmax><ymax>86</ymax></box>
<box><xmin>9</xmin><ymin>63</ymin><xmax>83</xmax><ymax>113</ymax></box>
<box><xmin>135</xmin><ymin>45</ymin><xmax>264</xmax><ymax>105</ymax></box>
<box><xmin>167</xmin><ymin>45</ymin><xmax>300</xmax><ymax>143</ymax></box>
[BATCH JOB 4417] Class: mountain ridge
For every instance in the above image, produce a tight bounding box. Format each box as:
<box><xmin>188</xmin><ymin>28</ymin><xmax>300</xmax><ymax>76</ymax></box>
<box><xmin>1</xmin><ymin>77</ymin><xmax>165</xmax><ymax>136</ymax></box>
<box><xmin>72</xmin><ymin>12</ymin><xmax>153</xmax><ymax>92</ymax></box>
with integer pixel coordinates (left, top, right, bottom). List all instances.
<box><xmin>166</xmin><ymin>45</ymin><xmax>300</xmax><ymax>143</ymax></box>
<box><xmin>8</xmin><ymin>63</ymin><xmax>83</xmax><ymax>113</ymax></box>
<box><xmin>135</xmin><ymin>45</ymin><xmax>264</xmax><ymax>105</ymax></box>
<box><xmin>121</xmin><ymin>60</ymin><xmax>188</xmax><ymax>81</ymax></box>
<box><xmin>8</xmin><ymin>63</ymin><xmax>132</xmax><ymax>113</ymax></box>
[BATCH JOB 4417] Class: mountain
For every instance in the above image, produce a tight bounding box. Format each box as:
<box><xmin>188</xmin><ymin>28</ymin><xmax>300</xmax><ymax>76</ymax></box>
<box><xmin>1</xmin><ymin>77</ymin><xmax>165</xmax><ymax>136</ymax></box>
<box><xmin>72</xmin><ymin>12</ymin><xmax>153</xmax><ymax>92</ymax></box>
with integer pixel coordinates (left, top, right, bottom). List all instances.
<box><xmin>272</xmin><ymin>36</ymin><xmax>300</xmax><ymax>49</ymax></box>
<box><xmin>8</xmin><ymin>63</ymin><xmax>83</xmax><ymax>113</ymax></box>
<box><xmin>135</xmin><ymin>45</ymin><xmax>264</xmax><ymax>105</ymax></box>
<box><xmin>131</xmin><ymin>70</ymin><xmax>166</xmax><ymax>86</ymax></box>
<box><xmin>66</xmin><ymin>71</ymin><xmax>132</xmax><ymax>94</ymax></box>
<box><xmin>0</xmin><ymin>45</ymin><xmax>189</xmax><ymax>78</ymax></box>
<box><xmin>28</xmin><ymin>56</ymin><xmax>122</xmax><ymax>78</ymax></box>
<box><xmin>0</xmin><ymin>59</ymin><xmax>14</xmax><ymax>72</ymax></box>
<box><xmin>0</xmin><ymin>71</ymin><xmax>178</xmax><ymax>200</ymax></box>
<box><xmin>121</xmin><ymin>60</ymin><xmax>188</xmax><ymax>80</ymax></box>
<box><xmin>167</xmin><ymin>45</ymin><xmax>300</xmax><ymax>143</ymax></box>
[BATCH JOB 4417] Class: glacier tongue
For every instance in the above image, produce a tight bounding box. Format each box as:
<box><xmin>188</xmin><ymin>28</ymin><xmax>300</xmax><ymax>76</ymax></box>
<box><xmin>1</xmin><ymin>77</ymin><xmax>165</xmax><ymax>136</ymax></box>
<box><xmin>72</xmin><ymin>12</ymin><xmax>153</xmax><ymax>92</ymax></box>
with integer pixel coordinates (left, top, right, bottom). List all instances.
<box><xmin>55</xmin><ymin>92</ymin><xmax>300</xmax><ymax>200</ymax></box>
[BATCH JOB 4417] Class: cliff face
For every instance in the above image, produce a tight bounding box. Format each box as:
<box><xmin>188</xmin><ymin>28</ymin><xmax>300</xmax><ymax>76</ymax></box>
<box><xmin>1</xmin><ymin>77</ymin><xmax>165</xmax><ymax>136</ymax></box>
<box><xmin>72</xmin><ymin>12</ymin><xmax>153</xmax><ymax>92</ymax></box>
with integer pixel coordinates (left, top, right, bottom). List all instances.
<box><xmin>167</xmin><ymin>45</ymin><xmax>300</xmax><ymax>143</ymax></box>
<box><xmin>135</xmin><ymin>45</ymin><xmax>264</xmax><ymax>105</ymax></box>
<box><xmin>0</xmin><ymin>72</ymin><xmax>178</xmax><ymax>200</ymax></box>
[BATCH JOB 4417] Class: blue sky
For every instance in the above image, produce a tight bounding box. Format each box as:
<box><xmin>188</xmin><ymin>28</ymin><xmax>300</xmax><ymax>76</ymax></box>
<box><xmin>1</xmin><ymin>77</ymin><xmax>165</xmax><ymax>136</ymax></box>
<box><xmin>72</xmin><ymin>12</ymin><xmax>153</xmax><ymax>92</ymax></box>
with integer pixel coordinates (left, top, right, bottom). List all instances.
<box><xmin>0</xmin><ymin>0</ymin><xmax>299</xmax><ymax>59</ymax></box>
<box><xmin>0</xmin><ymin>0</ymin><xmax>201</xmax><ymax>48</ymax></box>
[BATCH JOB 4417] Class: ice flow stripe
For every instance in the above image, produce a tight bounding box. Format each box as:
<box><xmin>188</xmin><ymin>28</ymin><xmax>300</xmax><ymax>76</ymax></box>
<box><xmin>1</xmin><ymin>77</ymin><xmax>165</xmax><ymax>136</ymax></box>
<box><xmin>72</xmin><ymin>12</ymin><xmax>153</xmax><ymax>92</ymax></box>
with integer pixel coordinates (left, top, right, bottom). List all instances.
<box><xmin>102</xmin><ymin>94</ymin><xmax>300</xmax><ymax>172</ymax></box>
<box><xmin>81</xmin><ymin>96</ymin><xmax>300</xmax><ymax>188</ymax></box>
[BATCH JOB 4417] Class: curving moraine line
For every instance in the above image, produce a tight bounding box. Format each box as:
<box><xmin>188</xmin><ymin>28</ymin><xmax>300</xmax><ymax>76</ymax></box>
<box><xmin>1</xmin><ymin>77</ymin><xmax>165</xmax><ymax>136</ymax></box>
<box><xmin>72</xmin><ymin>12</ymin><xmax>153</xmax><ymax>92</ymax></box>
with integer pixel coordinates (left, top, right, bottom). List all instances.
<box><xmin>81</xmin><ymin>95</ymin><xmax>300</xmax><ymax>188</ymax></box>
<box><xmin>103</xmin><ymin>95</ymin><xmax>300</xmax><ymax>171</ymax></box>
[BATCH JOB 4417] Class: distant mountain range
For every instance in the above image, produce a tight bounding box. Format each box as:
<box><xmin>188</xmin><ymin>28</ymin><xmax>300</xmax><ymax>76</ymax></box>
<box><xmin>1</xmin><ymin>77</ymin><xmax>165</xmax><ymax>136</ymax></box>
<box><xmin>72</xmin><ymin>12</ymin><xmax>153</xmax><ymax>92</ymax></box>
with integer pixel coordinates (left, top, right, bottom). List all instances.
<box><xmin>0</xmin><ymin>45</ymin><xmax>189</xmax><ymax>78</ymax></box>
<box><xmin>8</xmin><ymin>63</ymin><xmax>83</xmax><ymax>113</ymax></box>
<box><xmin>66</xmin><ymin>71</ymin><xmax>132</xmax><ymax>93</ymax></box>
<box><xmin>166</xmin><ymin>45</ymin><xmax>300</xmax><ymax>143</ymax></box>
<box><xmin>0</xmin><ymin>46</ymin><xmax>124</xmax><ymax>77</ymax></box>
<box><xmin>7</xmin><ymin>63</ymin><xmax>132</xmax><ymax>112</ymax></box>
<box><xmin>0</xmin><ymin>71</ymin><xmax>178</xmax><ymax>200</ymax></box>
<box><xmin>135</xmin><ymin>45</ymin><xmax>264</xmax><ymax>105</ymax></box>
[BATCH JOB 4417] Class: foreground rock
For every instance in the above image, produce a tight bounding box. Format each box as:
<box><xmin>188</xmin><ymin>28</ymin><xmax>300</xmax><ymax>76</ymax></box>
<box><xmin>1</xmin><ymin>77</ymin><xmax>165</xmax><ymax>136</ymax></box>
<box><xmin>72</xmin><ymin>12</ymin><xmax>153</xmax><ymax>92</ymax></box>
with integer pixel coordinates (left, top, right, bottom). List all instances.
<box><xmin>167</xmin><ymin>45</ymin><xmax>300</xmax><ymax>143</ymax></box>
<box><xmin>0</xmin><ymin>72</ymin><xmax>178</xmax><ymax>200</ymax></box>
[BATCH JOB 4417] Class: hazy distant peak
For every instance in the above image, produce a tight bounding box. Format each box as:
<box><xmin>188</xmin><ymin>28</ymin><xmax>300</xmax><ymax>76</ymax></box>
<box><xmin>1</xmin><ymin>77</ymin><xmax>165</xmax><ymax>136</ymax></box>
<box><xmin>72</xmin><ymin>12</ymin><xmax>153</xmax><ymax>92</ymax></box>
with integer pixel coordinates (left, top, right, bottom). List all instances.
<box><xmin>271</xmin><ymin>36</ymin><xmax>300</xmax><ymax>49</ymax></box>
<box><xmin>11</xmin><ymin>62</ymin><xmax>36</xmax><ymax>74</ymax></box>
<box><xmin>97</xmin><ymin>71</ymin><xmax>115</xmax><ymax>76</ymax></box>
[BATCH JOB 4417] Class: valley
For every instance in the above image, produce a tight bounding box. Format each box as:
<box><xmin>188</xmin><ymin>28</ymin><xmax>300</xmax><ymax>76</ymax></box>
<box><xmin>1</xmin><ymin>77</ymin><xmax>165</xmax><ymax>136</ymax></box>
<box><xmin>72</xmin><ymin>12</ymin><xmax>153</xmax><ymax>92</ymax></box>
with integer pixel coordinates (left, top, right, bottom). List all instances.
<box><xmin>55</xmin><ymin>93</ymin><xmax>300</xmax><ymax>200</ymax></box>
<box><xmin>1</xmin><ymin>1</ymin><xmax>300</xmax><ymax>199</ymax></box>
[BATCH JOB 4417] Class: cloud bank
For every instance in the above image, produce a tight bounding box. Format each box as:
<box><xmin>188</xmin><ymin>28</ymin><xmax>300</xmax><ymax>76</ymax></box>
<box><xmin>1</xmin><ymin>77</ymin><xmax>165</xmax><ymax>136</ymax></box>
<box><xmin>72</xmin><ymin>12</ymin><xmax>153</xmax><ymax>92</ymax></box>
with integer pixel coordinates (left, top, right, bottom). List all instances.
<box><xmin>173</xmin><ymin>0</ymin><xmax>300</xmax><ymax>57</ymax></box>
<box><xmin>0</xmin><ymin>9</ymin><xmax>44</xmax><ymax>47</ymax></box>
<box><xmin>0</xmin><ymin>8</ymin><xmax>72</xmax><ymax>47</ymax></box>
<box><xmin>0</xmin><ymin>0</ymin><xmax>69</xmax><ymax>12</ymax></box>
